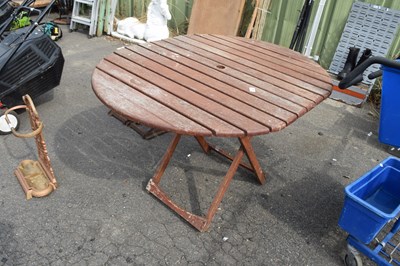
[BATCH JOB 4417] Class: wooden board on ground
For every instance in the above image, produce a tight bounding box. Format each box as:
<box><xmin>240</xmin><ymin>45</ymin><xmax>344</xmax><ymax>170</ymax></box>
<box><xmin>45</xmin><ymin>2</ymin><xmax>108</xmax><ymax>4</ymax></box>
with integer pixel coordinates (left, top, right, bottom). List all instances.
<box><xmin>188</xmin><ymin>0</ymin><xmax>245</xmax><ymax>35</ymax></box>
<box><xmin>12</xmin><ymin>0</ymin><xmax>52</xmax><ymax>7</ymax></box>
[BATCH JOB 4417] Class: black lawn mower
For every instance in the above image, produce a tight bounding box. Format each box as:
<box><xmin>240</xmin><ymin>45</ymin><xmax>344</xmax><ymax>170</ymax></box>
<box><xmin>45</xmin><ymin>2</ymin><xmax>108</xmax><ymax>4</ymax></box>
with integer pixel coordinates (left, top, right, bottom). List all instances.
<box><xmin>0</xmin><ymin>0</ymin><xmax>14</xmax><ymax>26</ymax></box>
<box><xmin>0</xmin><ymin>0</ymin><xmax>64</xmax><ymax>134</ymax></box>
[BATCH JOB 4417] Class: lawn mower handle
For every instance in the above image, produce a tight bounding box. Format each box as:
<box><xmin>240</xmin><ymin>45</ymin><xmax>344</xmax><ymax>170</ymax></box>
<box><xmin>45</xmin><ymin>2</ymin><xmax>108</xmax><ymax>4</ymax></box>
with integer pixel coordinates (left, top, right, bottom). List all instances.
<box><xmin>0</xmin><ymin>0</ymin><xmax>56</xmax><ymax>74</ymax></box>
<box><xmin>0</xmin><ymin>0</ymin><xmax>36</xmax><ymax>33</ymax></box>
<box><xmin>367</xmin><ymin>70</ymin><xmax>383</xmax><ymax>80</ymax></box>
<box><xmin>338</xmin><ymin>57</ymin><xmax>400</xmax><ymax>89</ymax></box>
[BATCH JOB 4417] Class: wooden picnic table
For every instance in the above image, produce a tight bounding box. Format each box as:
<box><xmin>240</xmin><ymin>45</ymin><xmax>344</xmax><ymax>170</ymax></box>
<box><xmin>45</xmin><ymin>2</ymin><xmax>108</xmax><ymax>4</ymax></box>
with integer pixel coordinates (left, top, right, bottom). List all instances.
<box><xmin>92</xmin><ymin>34</ymin><xmax>332</xmax><ymax>232</ymax></box>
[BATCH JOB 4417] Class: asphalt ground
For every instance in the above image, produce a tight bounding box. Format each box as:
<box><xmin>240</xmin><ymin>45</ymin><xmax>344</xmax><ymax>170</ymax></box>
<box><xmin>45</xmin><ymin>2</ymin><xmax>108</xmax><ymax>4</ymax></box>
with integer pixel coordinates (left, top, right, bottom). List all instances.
<box><xmin>0</xmin><ymin>23</ymin><xmax>391</xmax><ymax>265</ymax></box>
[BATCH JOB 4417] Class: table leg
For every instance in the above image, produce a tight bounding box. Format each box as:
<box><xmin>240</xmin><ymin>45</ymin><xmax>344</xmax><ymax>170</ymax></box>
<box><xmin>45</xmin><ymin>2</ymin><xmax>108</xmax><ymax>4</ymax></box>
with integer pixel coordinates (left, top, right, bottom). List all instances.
<box><xmin>146</xmin><ymin>134</ymin><xmax>247</xmax><ymax>232</ymax></box>
<box><xmin>147</xmin><ymin>133</ymin><xmax>208</xmax><ymax>231</ymax></box>
<box><xmin>195</xmin><ymin>136</ymin><xmax>211</xmax><ymax>154</ymax></box>
<box><xmin>203</xmin><ymin>146</ymin><xmax>244</xmax><ymax>231</ymax></box>
<box><xmin>152</xmin><ymin>133</ymin><xmax>181</xmax><ymax>184</ymax></box>
<box><xmin>195</xmin><ymin>136</ymin><xmax>253</xmax><ymax>171</ymax></box>
<box><xmin>195</xmin><ymin>136</ymin><xmax>266</xmax><ymax>184</ymax></box>
<box><xmin>240</xmin><ymin>137</ymin><xmax>266</xmax><ymax>185</ymax></box>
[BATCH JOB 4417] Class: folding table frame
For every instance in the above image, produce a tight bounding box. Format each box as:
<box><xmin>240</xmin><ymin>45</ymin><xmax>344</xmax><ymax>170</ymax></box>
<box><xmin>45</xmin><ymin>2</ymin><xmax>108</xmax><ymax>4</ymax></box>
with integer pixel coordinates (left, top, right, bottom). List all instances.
<box><xmin>146</xmin><ymin>133</ymin><xmax>265</xmax><ymax>232</ymax></box>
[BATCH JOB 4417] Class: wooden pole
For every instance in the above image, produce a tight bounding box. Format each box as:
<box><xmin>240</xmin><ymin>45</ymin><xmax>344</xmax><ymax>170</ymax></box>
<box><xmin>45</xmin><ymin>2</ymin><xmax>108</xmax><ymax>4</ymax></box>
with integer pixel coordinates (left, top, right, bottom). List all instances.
<box><xmin>245</xmin><ymin>0</ymin><xmax>260</xmax><ymax>38</ymax></box>
<box><xmin>255</xmin><ymin>0</ymin><xmax>271</xmax><ymax>40</ymax></box>
<box><xmin>96</xmin><ymin>0</ymin><xmax>106</xmax><ymax>36</ymax></box>
<box><xmin>252</xmin><ymin>0</ymin><xmax>264</xmax><ymax>39</ymax></box>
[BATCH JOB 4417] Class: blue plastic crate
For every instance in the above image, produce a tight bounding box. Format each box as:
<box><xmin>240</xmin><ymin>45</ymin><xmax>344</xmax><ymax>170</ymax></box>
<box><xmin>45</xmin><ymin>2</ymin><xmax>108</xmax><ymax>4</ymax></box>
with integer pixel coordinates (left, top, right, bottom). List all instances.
<box><xmin>379</xmin><ymin>61</ymin><xmax>400</xmax><ymax>148</ymax></box>
<box><xmin>338</xmin><ymin>157</ymin><xmax>400</xmax><ymax>244</ymax></box>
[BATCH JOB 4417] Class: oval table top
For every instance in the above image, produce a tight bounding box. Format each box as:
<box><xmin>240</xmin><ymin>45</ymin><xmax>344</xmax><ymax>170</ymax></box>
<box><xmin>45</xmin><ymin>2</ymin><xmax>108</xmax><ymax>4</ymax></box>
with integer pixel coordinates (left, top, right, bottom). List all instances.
<box><xmin>92</xmin><ymin>34</ymin><xmax>332</xmax><ymax>137</ymax></box>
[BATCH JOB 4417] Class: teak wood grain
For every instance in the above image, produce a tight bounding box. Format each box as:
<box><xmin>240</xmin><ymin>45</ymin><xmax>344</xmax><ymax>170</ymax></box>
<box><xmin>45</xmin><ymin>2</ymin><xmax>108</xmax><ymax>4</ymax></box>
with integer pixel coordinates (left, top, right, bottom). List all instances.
<box><xmin>92</xmin><ymin>35</ymin><xmax>332</xmax><ymax>138</ymax></box>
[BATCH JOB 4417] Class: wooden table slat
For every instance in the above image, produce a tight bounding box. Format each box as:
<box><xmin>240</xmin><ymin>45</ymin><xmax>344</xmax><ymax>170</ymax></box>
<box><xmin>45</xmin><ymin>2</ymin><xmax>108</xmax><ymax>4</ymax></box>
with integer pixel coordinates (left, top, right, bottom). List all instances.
<box><xmin>158</xmin><ymin>39</ymin><xmax>321</xmax><ymax>105</ymax></box>
<box><xmin>196</xmin><ymin>34</ymin><xmax>332</xmax><ymax>86</ymax></box>
<box><xmin>219</xmin><ymin>35</ymin><xmax>326</xmax><ymax>75</ymax></box>
<box><xmin>133</xmin><ymin>44</ymin><xmax>309</xmax><ymax>118</ymax></box>
<box><xmin>130</xmin><ymin>46</ymin><xmax>298</xmax><ymax>124</ymax></box>
<box><xmin>92</xmin><ymin>69</ymin><xmax>213</xmax><ymax>136</ymax></box>
<box><xmin>217</xmin><ymin>35</ymin><xmax>330</xmax><ymax>78</ymax></box>
<box><xmin>177</xmin><ymin>35</ymin><xmax>331</xmax><ymax>97</ymax></box>
<box><xmin>106</xmin><ymin>52</ymin><xmax>271</xmax><ymax>135</ymax></box>
<box><xmin>150</xmin><ymin>41</ymin><xmax>317</xmax><ymax>110</ymax></box>
<box><xmin>97</xmin><ymin>60</ymin><xmax>246</xmax><ymax>136</ymax></box>
<box><xmin>118</xmin><ymin>47</ymin><xmax>293</xmax><ymax>129</ymax></box>
<box><xmin>92</xmin><ymin>35</ymin><xmax>332</xmax><ymax>138</ymax></box>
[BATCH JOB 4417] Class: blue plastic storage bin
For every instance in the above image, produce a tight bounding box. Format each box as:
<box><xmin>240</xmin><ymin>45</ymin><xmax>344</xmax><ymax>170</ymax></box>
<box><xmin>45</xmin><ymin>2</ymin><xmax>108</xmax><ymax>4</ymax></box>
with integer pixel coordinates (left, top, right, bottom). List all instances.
<box><xmin>379</xmin><ymin>61</ymin><xmax>400</xmax><ymax>148</ymax></box>
<box><xmin>338</xmin><ymin>157</ymin><xmax>400</xmax><ymax>244</ymax></box>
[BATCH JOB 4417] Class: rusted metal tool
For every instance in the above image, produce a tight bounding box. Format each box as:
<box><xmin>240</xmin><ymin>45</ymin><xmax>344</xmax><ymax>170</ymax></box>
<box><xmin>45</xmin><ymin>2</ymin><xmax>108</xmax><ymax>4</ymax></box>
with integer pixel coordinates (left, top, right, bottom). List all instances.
<box><xmin>5</xmin><ymin>95</ymin><xmax>57</xmax><ymax>199</ymax></box>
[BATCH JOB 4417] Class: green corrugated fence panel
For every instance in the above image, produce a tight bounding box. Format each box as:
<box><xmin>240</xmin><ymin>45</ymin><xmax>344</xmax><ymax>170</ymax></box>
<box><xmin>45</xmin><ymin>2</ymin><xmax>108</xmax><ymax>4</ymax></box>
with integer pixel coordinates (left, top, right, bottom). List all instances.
<box><xmin>262</xmin><ymin>1</ymin><xmax>304</xmax><ymax>46</ymax></box>
<box><xmin>314</xmin><ymin>0</ymin><xmax>355</xmax><ymax>69</ymax></box>
<box><xmin>168</xmin><ymin>0</ymin><xmax>191</xmax><ymax>35</ymax></box>
<box><xmin>116</xmin><ymin>0</ymin><xmax>144</xmax><ymax>18</ymax></box>
<box><xmin>260</xmin><ymin>0</ymin><xmax>399</xmax><ymax>69</ymax></box>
